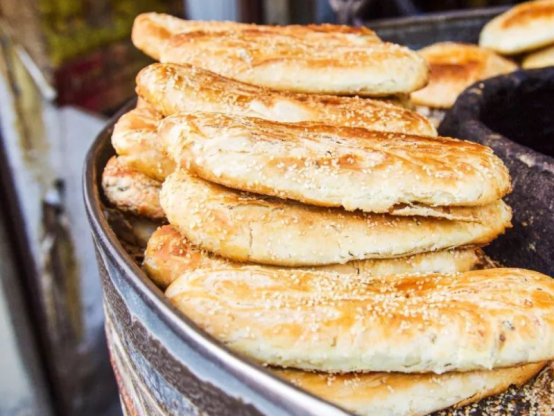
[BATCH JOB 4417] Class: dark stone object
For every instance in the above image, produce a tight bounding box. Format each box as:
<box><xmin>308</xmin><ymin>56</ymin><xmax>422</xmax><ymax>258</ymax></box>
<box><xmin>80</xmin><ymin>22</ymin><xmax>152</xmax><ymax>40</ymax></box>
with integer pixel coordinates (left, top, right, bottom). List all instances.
<box><xmin>440</xmin><ymin>68</ymin><xmax>554</xmax><ymax>277</ymax></box>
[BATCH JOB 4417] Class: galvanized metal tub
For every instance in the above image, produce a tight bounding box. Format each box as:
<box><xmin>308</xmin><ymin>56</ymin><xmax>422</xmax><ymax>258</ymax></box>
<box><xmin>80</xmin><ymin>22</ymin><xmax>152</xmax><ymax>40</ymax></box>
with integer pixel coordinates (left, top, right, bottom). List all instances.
<box><xmin>84</xmin><ymin>8</ymin><xmax>554</xmax><ymax>415</ymax></box>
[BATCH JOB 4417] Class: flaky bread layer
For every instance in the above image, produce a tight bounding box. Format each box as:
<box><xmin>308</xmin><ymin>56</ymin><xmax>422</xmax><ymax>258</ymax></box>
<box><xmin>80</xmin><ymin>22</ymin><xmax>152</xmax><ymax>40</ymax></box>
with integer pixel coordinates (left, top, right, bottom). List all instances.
<box><xmin>166</xmin><ymin>266</ymin><xmax>554</xmax><ymax>373</ymax></box>
<box><xmin>160</xmin><ymin>113</ymin><xmax>511</xmax><ymax>213</ymax></box>
<box><xmin>132</xmin><ymin>13</ymin><xmax>253</xmax><ymax>60</ymax></box>
<box><xmin>136</xmin><ymin>63</ymin><xmax>436</xmax><ymax>136</ymax></box>
<box><xmin>159</xmin><ymin>29</ymin><xmax>428</xmax><ymax>95</ymax></box>
<box><xmin>144</xmin><ymin>225</ymin><xmax>484</xmax><ymax>288</ymax></box>
<box><xmin>160</xmin><ymin>170</ymin><xmax>511</xmax><ymax>266</ymax></box>
<box><xmin>102</xmin><ymin>156</ymin><xmax>164</xmax><ymax>220</ymax></box>
<box><xmin>111</xmin><ymin>107</ymin><xmax>175</xmax><ymax>181</ymax></box>
<box><xmin>132</xmin><ymin>12</ymin><xmax>378</xmax><ymax>61</ymax></box>
<box><xmin>275</xmin><ymin>362</ymin><xmax>546</xmax><ymax>416</ymax></box>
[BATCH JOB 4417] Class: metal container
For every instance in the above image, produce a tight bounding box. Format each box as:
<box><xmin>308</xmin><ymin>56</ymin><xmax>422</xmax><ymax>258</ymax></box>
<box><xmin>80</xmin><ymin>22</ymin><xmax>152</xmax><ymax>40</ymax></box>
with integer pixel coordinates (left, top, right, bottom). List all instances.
<box><xmin>84</xmin><ymin>9</ymin><xmax>553</xmax><ymax>415</ymax></box>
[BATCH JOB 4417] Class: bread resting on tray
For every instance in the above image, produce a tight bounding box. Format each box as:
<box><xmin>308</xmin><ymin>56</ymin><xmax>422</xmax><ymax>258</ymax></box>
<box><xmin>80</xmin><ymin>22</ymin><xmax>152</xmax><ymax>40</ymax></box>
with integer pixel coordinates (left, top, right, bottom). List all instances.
<box><xmin>100</xmin><ymin>6</ymin><xmax>554</xmax><ymax>414</ymax></box>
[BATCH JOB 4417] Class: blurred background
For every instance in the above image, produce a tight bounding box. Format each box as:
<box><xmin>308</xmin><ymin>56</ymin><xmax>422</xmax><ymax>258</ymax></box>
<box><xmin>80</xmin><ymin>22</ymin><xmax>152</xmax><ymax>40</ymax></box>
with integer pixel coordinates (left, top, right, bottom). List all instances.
<box><xmin>0</xmin><ymin>0</ymin><xmax>526</xmax><ymax>415</ymax></box>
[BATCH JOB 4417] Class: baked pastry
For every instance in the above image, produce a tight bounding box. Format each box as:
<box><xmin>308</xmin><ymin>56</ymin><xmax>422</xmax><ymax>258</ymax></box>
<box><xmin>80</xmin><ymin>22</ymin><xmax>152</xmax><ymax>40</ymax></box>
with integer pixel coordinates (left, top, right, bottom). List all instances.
<box><xmin>134</xmin><ymin>14</ymin><xmax>428</xmax><ymax>97</ymax></box>
<box><xmin>479</xmin><ymin>0</ymin><xmax>554</xmax><ymax>55</ymax></box>
<box><xmin>166</xmin><ymin>266</ymin><xmax>554</xmax><ymax>373</ymax></box>
<box><xmin>143</xmin><ymin>230</ymin><xmax>543</xmax><ymax>415</ymax></box>
<box><xmin>523</xmin><ymin>44</ymin><xmax>554</xmax><ymax>68</ymax></box>
<box><xmin>144</xmin><ymin>225</ymin><xmax>485</xmax><ymax>288</ymax></box>
<box><xmin>111</xmin><ymin>106</ymin><xmax>174</xmax><ymax>181</ymax></box>
<box><xmin>276</xmin><ymin>363</ymin><xmax>546</xmax><ymax>415</ymax></box>
<box><xmin>102</xmin><ymin>156</ymin><xmax>164</xmax><ymax>220</ymax></box>
<box><xmin>160</xmin><ymin>170</ymin><xmax>511</xmax><ymax>266</ymax></box>
<box><xmin>411</xmin><ymin>42</ymin><xmax>517</xmax><ymax>109</ymax></box>
<box><xmin>158</xmin><ymin>28</ymin><xmax>428</xmax><ymax>96</ymax></box>
<box><xmin>132</xmin><ymin>13</ymin><xmax>254</xmax><ymax>60</ymax></box>
<box><xmin>135</xmin><ymin>97</ymin><xmax>152</xmax><ymax>108</ymax></box>
<box><xmin>160</xmin><ymin>113</ymin><xmax>511</xmax><ymax>214</ymax></box>
<box><xmin>107</xmin><ymin>11</ymin><xmax>554</xmax><ymax>415</ymax></box>
<box><xmin>142</xmin><ymin>225</ymin><xmax>546</xmax><ymax>413</ymax></box>
<box><xmin>136</xmin><ymin>63</ymin><xmax>437</xmax><ymax>136</ymax></box>
<box><xmin>132</xmin><ymin>12</ymin><xmax>378</xmax><ymax>61</ymax></box>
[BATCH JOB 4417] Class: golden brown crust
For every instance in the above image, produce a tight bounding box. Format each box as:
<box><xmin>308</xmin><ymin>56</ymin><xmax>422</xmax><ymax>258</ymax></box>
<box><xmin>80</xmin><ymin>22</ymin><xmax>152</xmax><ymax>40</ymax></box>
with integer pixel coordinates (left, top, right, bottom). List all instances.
<box><xmin>145</xmin><ymin>223</ymin><xmax>545</xmax><ymax>413</ymax></box>
<box><xmin>111</xmin><ymin>107</ymin><xmax>175</xmax><ymax>181</ymax></box>
<box><xmin>522</xmin><ymin>44</ymin><xmax>554</xmax><ymax>68</ymax></box>
<box><xmin>132</xmin><ymin>13</ymin><xmax>254</xmax><ymax>60</ymax></box>
<box><xmin>275</xmin><ymin>362</ymin><xmax>546</xmax><ymax>415</ymax></box>
<box><xmin>135</xmin><ymin>97</ymin><xmax>151</xmax><ymax>108</ymax></box>
<box><xmin>411</xmin><ymin>43</ymin><xmax>517</xmax><ymax>109</ymax></box>
<box><xmin>102</xmin><ymin>156</ymin><xmax>165</xmax><ymax>220</ymax></box>
<box><xmin>388</xmin><ymin>204</ymin><xmax>489</xmax><ymax>221</ymax></box>
<box><xmin>136</xmin><ymin>63</ymin><xmax>437</xmax><ymax>136</ymax></box>
<box><xmin>132</xmin><ymin>13</ymin><xmax>379</xmax><ymax>61</ymax></box>
<box><xmin>144</xmin><ymin>225</ymin><xmax>230</xmax><ymax>288</ymax></box>
<box><xmin>479</xmin><ymin>0</ymin><xmax>554</xmax><ymax>54</ymax></box>
<box><xmin>441</xmin><ymin>361</ymin><xmax>554</xmax><ymax>415</ymax></box>
<box><xmin>158</xmin><ymin>29</ymin><xmax>428</xmax><ymax>95</ymax></box>
<box><xmin>160</xmin><ymin>113</ymin><xmax>511</xmax><ymax>213</ymax></box>
<box><xmin>451</xmin><ymin>363</ymin><xmax>546</xmax><ymax>409</ymax></box>
<box><xmin>160</xmin><ymin>170</ymin><xmax>511</xmax><ymax>266</ymax></box>
<box><xmin>166</xmin><ymin>266</ymin><xmax>554</xmax><ymax>373</ymax></box>
<box><xmin>144</xmin><ymin>225</ymin><xmax>484</xmax><ymax>288</ymax></box>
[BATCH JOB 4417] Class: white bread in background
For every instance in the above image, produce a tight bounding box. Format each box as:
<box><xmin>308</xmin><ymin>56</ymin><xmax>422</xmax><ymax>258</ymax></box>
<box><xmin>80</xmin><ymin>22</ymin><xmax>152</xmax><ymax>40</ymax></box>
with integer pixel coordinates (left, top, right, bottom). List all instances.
<box><xmin>159</xmin><ymin>29</ymin><xmax>428</xmax><ymax>96</ymax></box>
<box><xmin>523</xmin><ymin>44</ymin><xmax>554</xmax><ymax>68</ymax></box>
<box><xmin>166</xmin><ymin>266</ymin><xmax>554</xmax><ymax>373</ymax></box>
<box><xmin>111</xmin><ymin>106</ymin><xmax>174</xmax><ymax>181</ymax></box>
<box><xmin>411</xmin><ymin>42</ymin><xmax>517</xmax><ymax>109</ymax></box>
<box><xmin>102</xmin><ymin>156</ymin><xmax>164</xmax><ymax>220</ymax></box>
<box><xmin>160</xmin><ymin>113</ymin><xmax>511</xmax><ymax>213</ymax></box>
<box><xmin>136</xmin><ymin>63</ymin><xmax>437</xmax><ymax>136</ymax></box>
<box><xmin>479</xmin><ymin>0</ymin><xmax>554</xmax><ymax>54</ymax></box>
<box><xmin>131</xmin><ymin>12</ymin><xmax>379</xmax><ymax>61</ymax></box>
<box><xmin>143</xmin><ymin>225</ymin><xmax>484</xmax><ymax>288</ymax></box>
<box><xmin>276</xmin><ymin>363</ymin><xmax>546</xmax><ymax>416</ymax></box>
<box><xmin>160</xmin><ymin>170</ymin><xmax>511</xmax><ymax>266</ymax></box>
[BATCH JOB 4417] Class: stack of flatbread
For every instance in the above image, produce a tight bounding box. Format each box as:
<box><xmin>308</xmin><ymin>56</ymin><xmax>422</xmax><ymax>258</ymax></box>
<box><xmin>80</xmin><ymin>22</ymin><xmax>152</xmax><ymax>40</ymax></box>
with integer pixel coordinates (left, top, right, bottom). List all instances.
<box><xmin>480</xmin><ymin>0</ymin><xmax>554</xmax><ymax>69</ymax></box>
<box><xmin>410</xmin><ymin>0</ymin><xmax>554</xmax><ymax>126</ymax></box>
<box><xmin>101</xmin><ymin>12</ymin><xmax>554</xmax><ymax>415</ymax></box>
